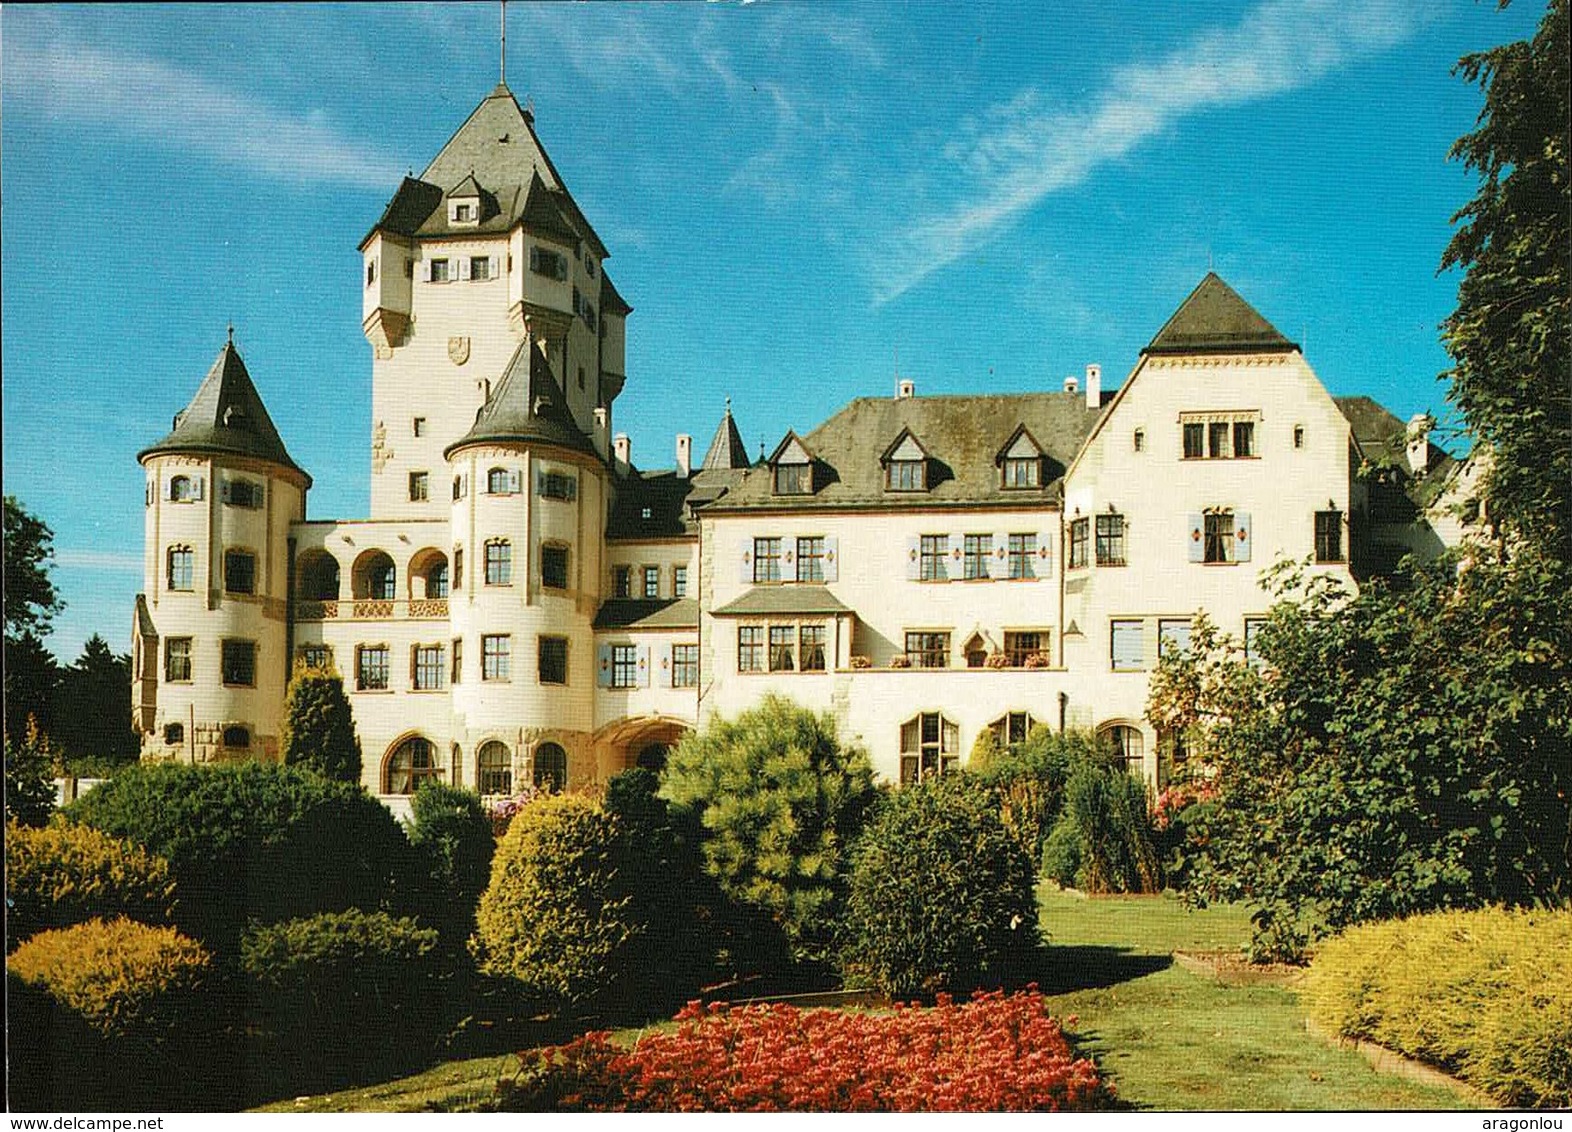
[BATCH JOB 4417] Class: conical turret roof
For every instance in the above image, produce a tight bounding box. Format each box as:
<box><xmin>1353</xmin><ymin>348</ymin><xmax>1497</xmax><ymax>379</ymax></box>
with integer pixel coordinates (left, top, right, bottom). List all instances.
<box><xmin>138</xmin><ymin>337</ymin><xmax>309</xmax><ymax>483</ymax></box>
<box><xmin>445</xmin><ymin>337</ymin><xmax>597</xmax><ymax>460</ymax></box>
<box><xmin>1142</xmin><ymin>273</ymin><xmax>1297</xmax><ymax>356</ymax></box>
<box><xmin>702</xmin><ymin>403</ymin><xmax>750</xmax><ymax>471</ymax></box>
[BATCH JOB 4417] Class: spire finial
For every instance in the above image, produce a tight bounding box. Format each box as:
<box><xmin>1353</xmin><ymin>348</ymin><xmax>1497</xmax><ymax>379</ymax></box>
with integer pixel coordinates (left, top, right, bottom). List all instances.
<box><xmin>227</xmin><ymin>322</ymin><xmax>234</xmax><ymax>347</ymax></box>
<box><xmin>725</xmin><ymin>396</ymin><xmax>732</xmax><ymax>416</ymax></box>
<box><xmin>500</xmin><ymin>0</ymin><xmax>507</xmax><ymax>86</ymax></box>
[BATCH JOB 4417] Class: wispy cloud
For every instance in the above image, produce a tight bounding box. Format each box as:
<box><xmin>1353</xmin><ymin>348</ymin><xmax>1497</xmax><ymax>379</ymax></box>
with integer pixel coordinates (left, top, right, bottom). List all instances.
<box><xmin>4</xmin><ymin>25</ymin><xmax>404</xmax><ymax>189</ymax></box>
<box><xmin>869</xmin><ymin>0</ymin><xmax>1424</xmax><ymax>305</ymax></box>
<box><xmin>55</xmin><ymin>549</ymin><xmax>144</xmax><ymax>574</ymax></box>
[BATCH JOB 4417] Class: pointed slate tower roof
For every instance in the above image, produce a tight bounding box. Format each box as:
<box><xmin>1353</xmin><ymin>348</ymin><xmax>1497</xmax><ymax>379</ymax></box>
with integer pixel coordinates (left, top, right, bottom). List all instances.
<box><xmin>701</xmin><ymin>402</ymin><xmax>750</xmax><ymax>471</ymax></box>
<box><xmin>139</xmin><ymin>336</ymin><xmax>309</xmax><ymax>484</ymax></box>
<box><xmin>1141</xmin><ymin>272</ymin><xmax>1298</xmax><ymax>356</ymax></box>
<box><xmin>444</xmin><ymin>337</ymin><xmax>597</xmax><ymax>460</ymax></box>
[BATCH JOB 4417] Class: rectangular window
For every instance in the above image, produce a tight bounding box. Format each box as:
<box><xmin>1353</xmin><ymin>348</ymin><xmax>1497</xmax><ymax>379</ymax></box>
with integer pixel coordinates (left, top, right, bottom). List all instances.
<box><xmin>453</xmin><ymin>547</ymin><xmax>464</xmax><ymax>590</ymax></box>
<box><xmin>1158</xmin><ymin>619</ymin><xmax>1192</xmax><ymax>659</ymax></box>
<box><xmin>672</xmin><ymin>564</ymin><xmax>688</xmax><ymax>598</ymax></box>
<box><xmin>1244</xmin><ymin>617</ymin><xmax>1268</xmax><ymax>669</ymax></box>
<box><xmin>366</xmin><ymin>260</ymin><xmax>377</xmax><ymax>287</ymax></box>
<box><xmin>430</xmin><ymin>258</ymin><xmax>450</xmax><ymax>283</ymax></box>
<box><xmin>1208</xmin><ymin>421</ymin><xmax>1231</xmax><ymax>458</ymax></box>
<box><xmin>167</xmin><ymin>547</ymin><xmax>194</xmax><ymax>591</ymax></box>
<box><xmin>1315</xmin><ymin>510</ymin><xmax>1344</xmax><ymax>563</ymax></box>
<box><xmin>768</xmin><ymin>625</ymin><xmax>796</xmax><ymax>672</ymax></box>
<box><xmin>537</xmin><ymin>470</ymin><xmax>577</xmax><ymax>501</ymax></box>
<box><xmin>1069</xmin><ymin>518</ymin><xmax>1089</xmax><ymax>570</ymax></box>
<box><xmin>1003</xmin><ymin>457</ymin><xmax>1040</xmax><ymax>489</ymax></box>
<box><xmin>753</xmin><ymin>537</ymin><xmax>782</xmax><ymax>584</ymax></box>
<box><xmin>1233</xmin><ymin>421</ymin><xmax>1255</xmax><ymax>458</ymax></box>
<box><xmin>357</xmin><ymin>644</ymin><xmax>390</xmax><ymax>690</ymax></box>
<box><xmin>795</xmin><ymin>537</ymin><xmax>825</xmax><ymax>583</ymax></box>
<box><xmin>1293</xmin><ymin>425</ymin><xmax>1305</xmax><ymax>449</ymax></box>
<box><xmin>1095</xmin><ymin>514</ymin><xmax>1126</xmax><ymax>566</ymax></box>
<box><xmin>611</xmin><ymin>644</ymin><xmax>638</xmax><ymax>688</ymax></box>
<box><xmin>1111</xmin><ymin>620</ymin><xmax>1145</xmax><ymax>671</ymax></box>
<box><xmin>963</xmin><ymin>535</ymin><xmax>992</xmax><ymax>580</ymax></box>
<box><xmin>299</xmin><ymin>644</ymin><xmax>332</xmax><ymax>670</ymax></box>
<box><xmin>919</xmin><ymin>535</ymin><xmax>948</xmax><ymax>582</ymax></box>
<box><xmin>900</xmin><ymin>712</ymin><xmax>959</xmax><ymax>784</ymax></box>
<box><xmin>222</xmin><ymin>640</ymin><xmax>257</xmax><ymax>687</ymax></box>
<box><xmin>614</xmin><ymin>565</ymin><xmax>632</xmax><ymax>598</ymax></box>
<box><xmin>413</xmin><ymin>644</ymin><xmax>445</xmax><ymax>691</ymax></box>
<box><xmin>529</xmin><ymin>245</ymin><xmax>568</xmax><ymax>281</ymax></box>
<box><xmin>165</xmin><ymin>637</ymin><xmax>193</xmax><ymax>683</ymax></box>
<box><xmin>1004</xmin><ymin>630</ymin><xmax>1042</xmax><ymax>668</ymax></box>
<box><xmin>1183</xmin><ymin>422</ymin><xmax>1205</xmax><ymax>459</ymax></box>
<box><xmin>539</xmin><ymin>636</ymin><xmax>568</xmax><ymax>685</ymax></box>
<box><xmin>451</xmin><ymin>638</ymin><xmax>463</xmax><ymax>684</ymax></box>
<box><xmin>470</xmin><ymin>255</ymin><xmax>491</xmax><ymax>281</ymax></box>
<box><xmin>482</xmin><ymin>634</ymin><xmax>511</xmax><ymax>682</ymax></box>
<box><xmin>905</xmin><ymin>631</ymin><xmax>950</xmax><ymax>669</ymax></box>
<box><xmin>224</xmin><ymin>550</ymin><xmax>256</xmax><ymax>595</ymax></box>
<box><xmin>413</xmin><ymin>417</ymin><xmax>427</xmax><ymax>437</ymax></box>
<box><xmin>774</xmin><ymin>464</ymin><xmax>811</xmax><ymax>495</ymax></box>
<box><xmin>485</xmin><ymin>541</ymin><xmax>512</xmax><ymax>585</ymax></box>
<box><xmin>1007</xmin><ymin>533</ymin><xmax>1037</xmax><ymax>580</ymax></box>
<box><xmin>408</xmin><ymin>471</ymin><xmax>429</xmax><ymax>502</ymax></box>
<box><xmin>672</xmin><ymin>643</ymin><xmax>699</xmax><ymax>687</ymax></box>
<box><xmin>738</xmin><ymin>626</ymin><xmax>765</xmax><ymax>673</ymax></box>
<box><xmin>1204</xmin><ymin>512</ymin><xmax>1235</xmax><ymax>564</ymax></box>
<box><xmin>542</xmin><ymin>545</ymin><xmax>569</xmax><ymax>590</ymax></box>
<box><xmin>642</xmin><ymin>565</ymin><xmax>660</xmax><ymax>598</ymax></box>
<box><xmin>799</xmin><ymin>624</ymin><xmax>826</xmax><ymax>672</ymax></box>
<box><xmin>887</xmin><ymin>460</ymin><xmax>925</xmax><ymax>491</ymax></box>
<box><xmin>225</xmin><ymin>479</ymin><xmax>262</xmax><ymax>508</ymax></box>
<box><xmin>454</xmin><ymin>203</ymin><xmax>474</xmax><ymax>222</ymax></box>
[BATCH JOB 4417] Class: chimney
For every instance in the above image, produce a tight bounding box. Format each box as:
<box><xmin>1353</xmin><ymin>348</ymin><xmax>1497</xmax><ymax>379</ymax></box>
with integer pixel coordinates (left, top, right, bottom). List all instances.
<box><xmin>614</xmin><ymin>433</ymin><xmax>631</xmax><ymax>473</ymax></box>
<box><xmin>676</xmin><ymin>433</ymin><xmax>692</xmax><ymax>479</ymax></box>
<box><xmin>1406</xmin><ymin>414</ymin><xmax>1434</xmax><ymax>476</ymax></box>
<box><xmin>1085</xmin><ymin>364</ymin><xmax>1101</xmax><ymax>410</ymax></box>
<box><xmin>896</xmin><ymin>378</ymin><xmax>916</xmax><ymax>400</ymax></box>
<box><xmin>1063</xmin><ymin>374</ymin><xmax>1079</xmax><ymax>395</ymax></box>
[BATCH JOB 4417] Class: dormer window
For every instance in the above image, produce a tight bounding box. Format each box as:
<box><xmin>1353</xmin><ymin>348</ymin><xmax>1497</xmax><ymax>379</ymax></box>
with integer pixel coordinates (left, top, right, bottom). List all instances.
<box><xmin>454</xmin><ymin>202</ymin><xmax>475</xmax><ymax>222</ymax></box>
<box><xmin>770</xmin><ymin>432</ymin><xmax>815</xmax><ymax>496</ymax></box>
<box><xmin>881</xmin><ymin>428</ymin><xmax>930</xmax><ymax>493</ymax></box>
<box><xmin>1003</xmin><ymin>457</ymin><xmax>1040</xmax><ymax>489</ymax></box>
<box><xmin>996</xmin><ymin>425</ymin><xmax>1045</xmax><ymax>490</ymax></box>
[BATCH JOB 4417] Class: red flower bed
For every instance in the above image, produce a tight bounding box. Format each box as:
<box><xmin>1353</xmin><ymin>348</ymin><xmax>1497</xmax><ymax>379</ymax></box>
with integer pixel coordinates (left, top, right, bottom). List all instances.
<box><xmin>499</xmin><ymin>988</ymin><xmax>1113</xmax><ymax>1112</ymax></box>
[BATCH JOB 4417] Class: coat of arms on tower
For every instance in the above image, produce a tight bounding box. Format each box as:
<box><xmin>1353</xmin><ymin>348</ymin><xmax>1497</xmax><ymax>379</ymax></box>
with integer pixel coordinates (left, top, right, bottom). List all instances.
<box><xmin>448</xmin><ymin>336</ymin><xmax>471</xmax><ymax>366</ymax></box>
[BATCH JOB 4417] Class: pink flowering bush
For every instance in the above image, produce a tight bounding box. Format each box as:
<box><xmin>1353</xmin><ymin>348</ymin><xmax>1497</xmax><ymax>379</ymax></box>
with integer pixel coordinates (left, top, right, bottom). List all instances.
<box><xmin>497</xmin><ymin>988</ymin><xmax>1113</xmax><ymax>1112</ymax></box>
<box><xmin>485</xmin><ymin>787</ymin><xmax>547</xmax><ymax>839</ymax></box>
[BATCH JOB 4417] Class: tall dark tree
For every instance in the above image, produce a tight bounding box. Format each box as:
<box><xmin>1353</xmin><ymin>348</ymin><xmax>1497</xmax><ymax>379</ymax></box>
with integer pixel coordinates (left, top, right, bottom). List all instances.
<box><xmin>51</xmin><ymin>635</ymin><xmax>139</xmax><ymax>768</ymax></box>
<box><xmin>280</xmin><ymin>663</ymin><xmax>362</xmax><ymax>783</ymax></box>
<box><xmin>1440</xmin><ymin>0</ymin><xmax>1571</xmax><ymax>562</ymax></box>
<box><xmin>3</xmin><ymin>497</ymin><xmax>64</xmax><ymax>742</ymax></box>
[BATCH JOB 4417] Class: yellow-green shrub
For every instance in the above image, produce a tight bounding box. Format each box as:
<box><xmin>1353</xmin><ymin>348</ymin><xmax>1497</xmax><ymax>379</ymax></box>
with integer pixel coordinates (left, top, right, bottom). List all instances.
<box><xmin>1304</xmin><ymin>906</ymin><xmax>1572</xmax><ymax>1108</ymax></box>
<box><xmin>5</xmin><ymin>819</ymin><xmax>176</xmax><ymax>950</ymax></box>
<box><xmin>7</xmin><ymin>916</ymin><xmax>211</xmax><ymax>1037</ymax></box>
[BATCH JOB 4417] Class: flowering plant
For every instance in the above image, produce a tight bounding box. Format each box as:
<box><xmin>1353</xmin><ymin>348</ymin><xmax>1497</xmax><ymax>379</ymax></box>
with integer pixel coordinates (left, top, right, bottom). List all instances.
<box><xmin>1024</xmin><ymin>651</ymin><xmax>1052</xmax><ymax>669</ymax></box>
<box><xmin>498</xmin><ymin>988</ymin><xmax>1113</xmax><ymax>1112</ymax></box>
<box><xmin>888</xmin><ymin>655</ymin><xmax>912</xmax><ymax>669</ymax></box>
<box><xmin>1151</xmin><ymin>780</ymin><xmax>1217</xmax><ymax>831</ymax></box>
<box><xmin>485</xmin><ymin>787</ymin><xmax>547</xmax><ymax>838</ymax></box>
<box><xmin>984</xmin><ymin>652</ymin><xmax>1012</xmax><ymax>669</ymax></box>
<box><xmin>849</xmin><ymin>655</ymin><xmax>872</xmax><ymax>669</ymax></box>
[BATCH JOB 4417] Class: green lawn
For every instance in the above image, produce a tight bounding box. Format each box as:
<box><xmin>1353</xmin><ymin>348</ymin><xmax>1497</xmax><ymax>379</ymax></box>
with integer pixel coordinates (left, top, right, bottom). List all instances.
<box><xmin>256</xmin><ymin>887</ymin><xmax>1479</xmax><ymax>1113</ymax></box>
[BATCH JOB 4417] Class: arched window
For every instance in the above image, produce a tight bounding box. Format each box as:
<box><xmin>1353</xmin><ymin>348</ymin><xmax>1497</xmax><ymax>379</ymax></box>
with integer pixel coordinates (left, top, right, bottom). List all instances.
<box><xmin>385</xmin><ymin>736</ymin><xmax>438</xmax><ymax>794</ymax></box>
<box><xmin>297</xmin><ymin>550</ymin><xmax>340</xmax><ymax>601</ymax></box>
<box><xmin>167</xmin><ymin>545</ymin><xmax>195</xmax><ymax>592</ymax></box>
<box><xmin>408</xmin><ymin>548</ymin><xmax>449</xmax><ymax>600</ymax></box>
<box><xmin>533</xmin><ymin>742</ymin><xmax>567</xmax><ymax>793</ymax></box>
<box><xmin>450</xmin><ymin>743</ymin><xmax>463</xmax><ymax>789</ymax></box>
<box><xmin>963</xmin><ymin>633</ymin><xmax>988</xmax><ymax>669</ymax></box>
<box><xmin>989</xmin><ymin>711</ymin><xmax>1035</xmax><ymax>747</ymax></box>
<box><xmin>170</xmin><ymin>475</ymin><xmax>194</xmax><ymax>502</ymax></box>
<box><xmin>426</xmin><ymin>561</ymin><xmax>449</xmax><ymax>598</ymax></box>
<box><xmin>222</xmin><ymin>725</ymin><xmax>250</xmax><ymax>749</ymax></box>
<box><xmin>478</xmin><ymin>740</ymin><xmax>512</xmax><ymax>796</ymax></box>
<box><xmin>636</xmin><ymin>743</ymin><xmax>668</xmax><ymax>773</ymax></box>
<box><xmin>899</xmin><ymin>712</ymin><xmax>958</xmax><ymax>785</ymax></box>
<box><xmin>488</xmin><ymin>467</ymin><xmax>510</xmax><ymax>495</ymax></box>
<box><xmin>352</xmin><ymin>550</ymin><xmax>397</xmax><ymax>600</ymax></box>
<box><xmin>1102</xmin><ymin>724</ymin><xmax>1145</xmax><ymax>779</ymax></box>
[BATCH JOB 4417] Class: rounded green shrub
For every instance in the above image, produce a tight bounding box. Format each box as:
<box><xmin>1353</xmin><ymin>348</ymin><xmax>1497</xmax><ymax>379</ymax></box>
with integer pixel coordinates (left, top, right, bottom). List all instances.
<box><xmin>472</xmin><ymin>793</ymin><xmax>640</xmax><ymax>1010</ymax></box>
<box><xmin>1041</xmin><ymin>815</ymin><xmax>1083</xmax><ymax>889</ymax></box>
<box><xmin>408</xmin><ymin>780</ymin><xmax>495</xmax><ymax>953</ymax></box>
<box><xmin>65</xmin><ymin>760</ymin><xmax>416</xmax><ymax>954</ymax></box>
<box><xmin>1305</xmin><ymin>906</ymin><xmax>1572</xmax><ymax>1108</ymax></box>
<box><xmin>241</xmin><ymin>909</ymin><xmax>442</xmax><ymax>1090</ymax></box>
<box><xmin>973</xmin><ymin>728</ymin><xmax>1099</xmax><ymax>863</ymax></box>
<box><xmin>840</xmin><ymin>775</ymin><xmax>1038</xmax><ymax>999</ymax></box>
<box><xmin>5</xmin><ymin>818</ymin><xmax>175</xmax><ymax>950</ymax></box>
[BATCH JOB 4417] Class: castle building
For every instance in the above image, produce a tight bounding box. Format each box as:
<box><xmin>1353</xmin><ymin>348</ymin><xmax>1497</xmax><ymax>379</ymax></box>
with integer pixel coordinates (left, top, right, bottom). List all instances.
<box><xmin>131</xmin><ymin>84</ymin><xmax>1463</xmax><ymax>805</ymax></box>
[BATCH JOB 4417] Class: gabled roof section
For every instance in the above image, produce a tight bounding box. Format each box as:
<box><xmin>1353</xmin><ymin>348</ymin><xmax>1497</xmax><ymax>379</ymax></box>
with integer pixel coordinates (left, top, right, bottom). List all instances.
<box><xmin>712</xmin><ymin>587</ymin><xmax>852</xmax><ymax>618</ymax></box>
<box><xmin>519</xmin><ymin>171</ymin><xmax>580</xmax><ymax>246</ymax></box>
<box><xmin>1142</xmin><ymin>272</ymin><xmax>1298</xmax><ymax>357</ymax></box>
<box><xmin>600</xmin><ymin>271</ymin><xmax>632</xmax><ymax>317</ymax></box>
<box><xmin>449</xmin><ymin>172</ymin><xmax>484</xmax><ymax>198</ymax></box>
<box><xmin>445</xmin><ymin>338</ymin><xmax>596</xmax><ymax>459</ymax></box>
<box><xmin>593</xmin><ymin>598</ymin><xmax>699</xmax><ymax>631</ymax></box>
<box><xmin>879</xmin><ymin>427</ymin><xmax>929</xmax><ymax>465</ymax></box>
<box><xmin>994</xmin><ymin>424</ymin><xmax>1044</xmax><ymax>464</ymax></box>
<box><xmin>702</xmin><ymin>403</ymin><xmax>751</xmax><ymax>471</ymax></box>
<box><xmin>139</xmin><ymin>337</ymin><xmax>309</xmax><ymax>483</ymax></box>
<box><xmin>771</xmin><ymin>432</ymin><xmax>813</xmax><ymax>465</ymax></box>
<box><xmin>362</xmin><ymin>176</ymin><xmax>445</xmax><ymax>245</ymax></box>
<box><xmin>1335</xmin><ymin>395</ymin><xmax>1459</xmax><ymax>508</ymax></box>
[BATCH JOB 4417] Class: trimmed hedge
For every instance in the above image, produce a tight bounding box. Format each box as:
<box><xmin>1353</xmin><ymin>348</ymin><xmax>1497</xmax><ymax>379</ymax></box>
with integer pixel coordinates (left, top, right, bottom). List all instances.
<box><xmin>1304</xmin><ymin>907</ymin><xmax>1572</xmax><ymax>1108</ymax></box>
<box><xmin>408</xmin><ymin>780</ymin><xmax>495</xmax><ymax>953</ymax></box>
<box><xmin>840</xmin><ymin>775</ymin><xmax>1038</xmax><ymax>998</ymax></box>
<box><xmin>65</xmin><ymin>761</ymin><xmax>416</xmax><ymax>953</ymax></box>
<box><xmin>5</xmin><ymin>819</ymin><xmax>176</xmax><ymax>950</ymax></box>
<box><xmin>241</xmin><ymin>910</ymin><xmax>443</xmax><ymax>1089</ymax></box>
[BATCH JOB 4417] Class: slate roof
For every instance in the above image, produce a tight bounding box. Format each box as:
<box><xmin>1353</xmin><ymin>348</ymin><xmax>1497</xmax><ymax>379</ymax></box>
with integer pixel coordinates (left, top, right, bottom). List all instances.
<box><xmin>139</xmin><ymin>339</ymin><xmax>310</xmax><ymax>483</ymax></box>
<box><xmin>134</xmin><ymin>594</ymin><xmax>157</xmax><ymax>639</ymax></box>
<box><xmin>702</xmin><ymin>392</ymin><xmax>1102</xmax><ymax>513</ymax></box>
<box><xmin>606</xmin><ymin>466</ymin><xmax>747</xmax><ymax>540</ymax></box>
<box><xmin>712</xmin><ymin>587</ymin><xmax>853</xmax><ymax>617</ymax></box>
<box><xmin>593</xmin><ymin>598</ymin><xmax>699</xmax><ymax>631</ymax></box>
<box><xmin>1142</xmin><ymin>273</ymin><xmax>1298</xmax><ymax>356</ymax></box>
<box><xmin>1335</xmin><ymin>396</ymin><xmax>1459</xmax><ymax>511</ymax></box>
<box><xmin>445</xmin><ymin>338</ymin><xmax>597</xmax><ymax>459</ymax></box>
<box><xmin>702</xmin><ymin>405</ymin><xmax>751</xmax><ymax>471</ymax></box>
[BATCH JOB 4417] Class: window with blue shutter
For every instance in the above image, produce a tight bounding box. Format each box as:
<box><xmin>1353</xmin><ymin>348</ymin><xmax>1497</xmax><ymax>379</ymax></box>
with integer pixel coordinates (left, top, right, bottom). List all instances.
<box><xmin>1111</xmin><ymin>619</ymin><xmax>1145</xmax><ymax>670</ymax></box>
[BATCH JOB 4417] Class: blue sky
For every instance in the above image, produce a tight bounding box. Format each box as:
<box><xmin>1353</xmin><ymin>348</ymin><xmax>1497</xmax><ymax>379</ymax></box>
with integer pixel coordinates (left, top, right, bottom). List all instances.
<box><xmin>1</xmin><ymin>1</ymin><xmax>1544</xmax><ymax>661</ymax></box>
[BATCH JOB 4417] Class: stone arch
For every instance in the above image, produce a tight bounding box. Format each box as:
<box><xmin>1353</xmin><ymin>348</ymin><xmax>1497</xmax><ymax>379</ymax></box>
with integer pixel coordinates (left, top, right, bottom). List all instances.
<box><xmin>593</xmin><ymin>715</ymin><xmax>691</xmax><ymax>777</ymax></box>
<box><xmin>382</xmin><ymin>732</ymin><xmax>439</xmax><ymax>795</ymax></box>
<box><xmin>533</xmin><ymin>741</ymin><xmax>568</xmax><ymax>793</ymax></box>
<box><xmin>1096</xmin><ymin>720</ymin><xmax>1148</xmax><ymax>780</ymax></box>
<box><xmin>352</xmin><ymin>548</ymin><xmax>397</xmax><ymax>601</ymax></box>
<box><xmin>296</xmin><ymin>548</ymin><xmax>341</xmax><ymax>601</ymax></box>
<box><xmin>407</xmin><ymin>547</ymin><xmax>449</xmax><ymax>600</ymax></box>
